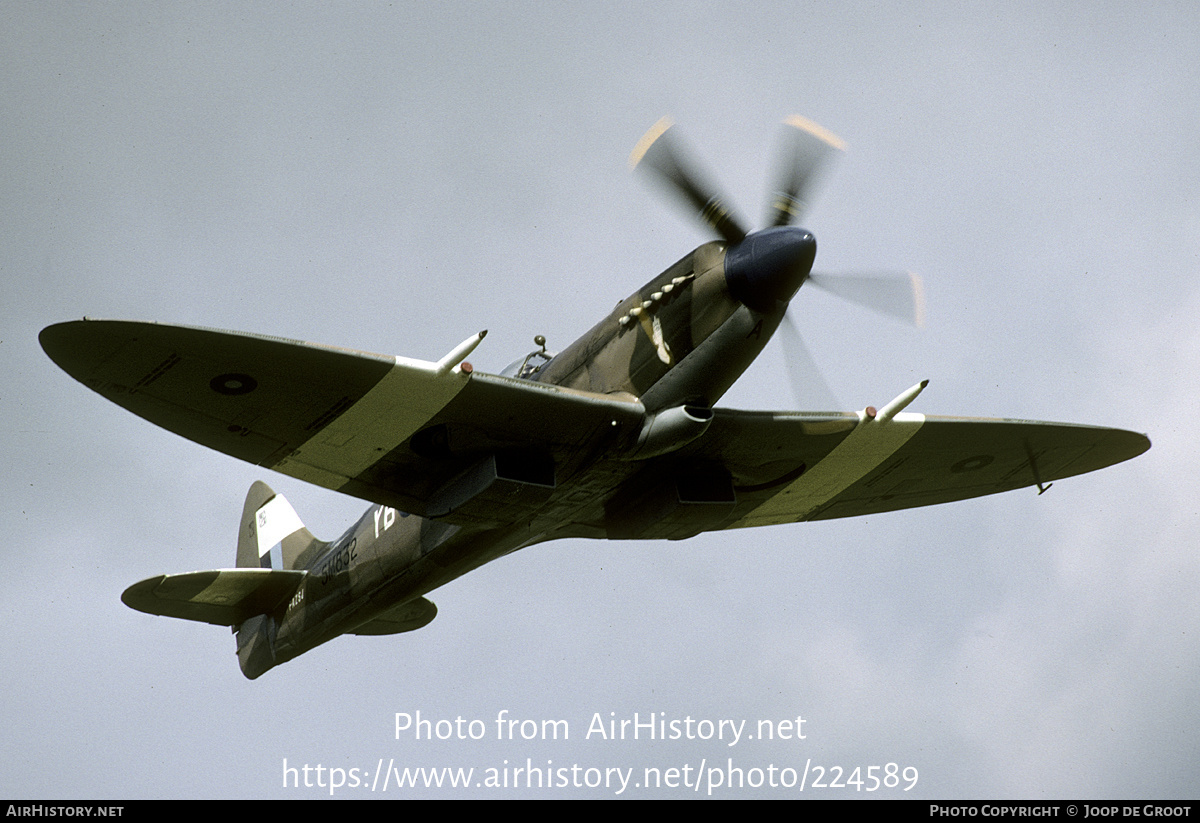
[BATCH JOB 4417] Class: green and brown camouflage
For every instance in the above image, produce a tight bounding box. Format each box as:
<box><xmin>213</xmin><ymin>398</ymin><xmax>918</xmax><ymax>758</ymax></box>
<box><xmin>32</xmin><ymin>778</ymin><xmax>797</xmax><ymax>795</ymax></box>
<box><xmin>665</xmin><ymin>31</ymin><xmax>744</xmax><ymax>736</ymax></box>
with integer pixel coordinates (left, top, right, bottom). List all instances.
<box><xmin>40</xmin><ymin>117</ymin><xmax>1150</xmax><ymax>678</ymax></box>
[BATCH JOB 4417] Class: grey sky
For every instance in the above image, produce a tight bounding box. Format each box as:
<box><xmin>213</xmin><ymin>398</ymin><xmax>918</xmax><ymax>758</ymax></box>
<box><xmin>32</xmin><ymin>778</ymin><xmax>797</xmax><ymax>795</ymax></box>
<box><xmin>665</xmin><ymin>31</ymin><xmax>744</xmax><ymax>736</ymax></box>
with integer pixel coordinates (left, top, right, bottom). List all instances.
<box><xmin>3</xmin><ymin>2</ymin><xmax>1197</xmax><ymax>798</ymax></box>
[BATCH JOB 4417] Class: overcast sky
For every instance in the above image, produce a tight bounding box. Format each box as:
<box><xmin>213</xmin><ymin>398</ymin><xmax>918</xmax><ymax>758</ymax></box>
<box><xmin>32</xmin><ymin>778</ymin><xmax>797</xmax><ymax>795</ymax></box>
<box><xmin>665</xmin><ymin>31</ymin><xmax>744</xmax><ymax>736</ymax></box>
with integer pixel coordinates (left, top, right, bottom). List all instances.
<box><xmin>3</xmin><ymin>2</ymin><xmax>1198</xmax><ymax>799</ymax></box>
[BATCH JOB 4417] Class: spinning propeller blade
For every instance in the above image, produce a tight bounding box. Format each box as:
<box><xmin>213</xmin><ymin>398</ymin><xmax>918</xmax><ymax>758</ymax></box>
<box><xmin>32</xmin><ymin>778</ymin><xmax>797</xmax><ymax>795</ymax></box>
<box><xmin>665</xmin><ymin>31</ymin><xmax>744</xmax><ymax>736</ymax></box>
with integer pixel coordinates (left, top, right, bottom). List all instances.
<box><xmin>779</xmin><ymin>313</ymin><xmax>842</xmax><ymax>411</ymax></box>
<box><xmin>632</xmin><ymin>114</ymin><xmax>844</xmax><ymax>244</ymax></box>
<box><xmin>807</xmin><ymin>270</ymin><xmax>926</xmax><ymax>327</ymax></box>
<box><xmin>630</xmin><ymin>117</ymin><xmax>749</xmax><ymax>244</ymax></box>
<box><xmin>766</xmin><ymin>115</ymin><xmax>845</xmax><ymax>228</ymax></box>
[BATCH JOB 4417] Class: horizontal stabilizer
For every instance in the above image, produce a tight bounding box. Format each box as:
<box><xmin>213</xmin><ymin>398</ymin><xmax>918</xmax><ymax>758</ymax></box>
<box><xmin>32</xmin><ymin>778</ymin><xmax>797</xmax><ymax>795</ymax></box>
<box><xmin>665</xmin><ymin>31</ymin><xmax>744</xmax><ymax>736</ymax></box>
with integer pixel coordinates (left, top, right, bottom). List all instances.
<box><xmin>349</xmin><ymin>597</ymin><xmax>437</xmax><ymax>635</ymax></box>
<box><xmin>123</xmin><ymin>568</ymin><xmax>305</xmax><ymax>626</ymax></box>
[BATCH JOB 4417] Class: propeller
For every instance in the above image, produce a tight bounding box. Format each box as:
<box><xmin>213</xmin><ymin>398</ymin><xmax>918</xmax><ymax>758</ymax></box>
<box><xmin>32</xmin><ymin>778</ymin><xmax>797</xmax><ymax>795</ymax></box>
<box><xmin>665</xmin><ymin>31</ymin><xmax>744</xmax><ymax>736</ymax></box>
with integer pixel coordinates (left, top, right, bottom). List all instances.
<box><xmin>807</xmin><ymin>270</ymin><xmax>925</xmax><ymax>328</ymax></box>
<box><xmin>778</xmin><ymin>312</ymin><xmax>842</xmax><ymax>411</ymax></box>
<box><xmin>629</xmin><ymin>117</ymin><xmax>749</xmax><ymax>245</ymax></box>
<box><xmin>631</xmin><ymin>115</ymin><xmax>924</xmax><ymax>407</ymax></box>
<box><xmin>766</xmin><ymin>115</ymin><xmax>846</xmax><ymax>228</ymax></box>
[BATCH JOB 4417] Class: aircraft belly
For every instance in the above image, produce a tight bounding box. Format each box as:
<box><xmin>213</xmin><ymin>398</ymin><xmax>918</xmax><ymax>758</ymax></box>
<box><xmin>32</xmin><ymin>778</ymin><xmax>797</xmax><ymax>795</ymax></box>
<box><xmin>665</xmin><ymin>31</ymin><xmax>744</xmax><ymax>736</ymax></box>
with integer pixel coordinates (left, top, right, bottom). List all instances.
<box><xmin>278</xmin><ymin>510</ymin><xmax>528</xmax><ymax>654</ymax></box>
<box><xmin>349</xmin><ymin>597</ymin><xmax>437</xmax><ymax>635</ymax></box>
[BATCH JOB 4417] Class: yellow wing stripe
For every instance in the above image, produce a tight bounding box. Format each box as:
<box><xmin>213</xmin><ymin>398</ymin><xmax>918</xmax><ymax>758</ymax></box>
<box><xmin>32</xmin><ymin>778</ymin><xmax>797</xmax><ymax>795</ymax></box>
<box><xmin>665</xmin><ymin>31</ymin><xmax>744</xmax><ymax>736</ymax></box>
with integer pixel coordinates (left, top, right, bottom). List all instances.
<box><xmin>274</xmin><ymin>355</ymin><xmax>471</xmax><ymax>490</ymax></box>
<box><xmin>732</xmin><ymin>411</ymin><xmax>925</xmax><ymax>527</ymax></box>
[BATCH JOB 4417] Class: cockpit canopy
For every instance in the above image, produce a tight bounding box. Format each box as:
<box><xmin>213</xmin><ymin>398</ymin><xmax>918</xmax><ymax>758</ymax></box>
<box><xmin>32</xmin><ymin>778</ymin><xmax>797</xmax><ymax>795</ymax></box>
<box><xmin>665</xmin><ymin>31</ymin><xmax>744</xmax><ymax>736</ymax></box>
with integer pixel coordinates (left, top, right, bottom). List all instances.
<box><xmin>500</xmin><ymin>347</ymin><xmax>555</xmax><ymax>380</ymax></box>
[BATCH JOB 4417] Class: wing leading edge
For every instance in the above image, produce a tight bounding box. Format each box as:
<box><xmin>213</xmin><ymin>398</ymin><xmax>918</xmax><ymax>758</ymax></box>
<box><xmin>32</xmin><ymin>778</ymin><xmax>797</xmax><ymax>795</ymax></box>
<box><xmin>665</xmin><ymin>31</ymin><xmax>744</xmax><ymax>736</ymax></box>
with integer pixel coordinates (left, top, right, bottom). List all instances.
<box><xmin>683</xmin><ymin>408</ymin><xmax>1150</xmax><ymax>529</ymax></box>
<box><xmin>42</xmin><ymin>319</ymin><xmax>1149</xmax><ymax>538</ymax></box>
<box><xmin>39</xmin><ymin>319</ymin><xmax>646</xmax><ymax>522</ymax></box>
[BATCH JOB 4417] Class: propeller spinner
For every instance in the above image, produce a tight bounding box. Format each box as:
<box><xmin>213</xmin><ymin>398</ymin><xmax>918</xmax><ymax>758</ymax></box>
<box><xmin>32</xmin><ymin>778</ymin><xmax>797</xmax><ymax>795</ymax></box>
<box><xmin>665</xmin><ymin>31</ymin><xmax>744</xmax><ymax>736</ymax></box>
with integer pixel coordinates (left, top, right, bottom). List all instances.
<box><xmin>631</xmin><ymin>115</ymin><xmax>921</xmax><ymax>325</ymax></box>
<box><xmin>631</xmin><ymin>115</ymin><xmax>923</xmax><ymax>407</ymax></box>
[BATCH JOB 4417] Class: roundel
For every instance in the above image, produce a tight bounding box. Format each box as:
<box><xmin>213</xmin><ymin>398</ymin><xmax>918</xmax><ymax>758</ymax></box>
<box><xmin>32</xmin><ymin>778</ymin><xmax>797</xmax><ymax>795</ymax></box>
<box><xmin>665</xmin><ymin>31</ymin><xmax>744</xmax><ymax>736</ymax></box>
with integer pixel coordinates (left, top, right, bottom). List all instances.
<box><xmin>951</xmin><ymin>454</ymin><xmax>994</xmax><ymax>473</ymax></box>
<box><xmin>210</xmin><ymin>373</ymin><xmax>258</xmax><ymax>395</ymax></box>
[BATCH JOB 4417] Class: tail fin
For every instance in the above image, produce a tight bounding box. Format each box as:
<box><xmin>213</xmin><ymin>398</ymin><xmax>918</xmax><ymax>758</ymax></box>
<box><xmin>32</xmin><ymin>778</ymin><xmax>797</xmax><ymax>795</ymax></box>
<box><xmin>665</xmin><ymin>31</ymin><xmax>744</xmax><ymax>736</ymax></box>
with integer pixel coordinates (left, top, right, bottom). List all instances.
<box><xmin>235</xmin><ymin>481</ymin><xmax>322</xmax><ymax>679</ymax></box>
<box><xmin>237</xmin><ymin>480</ymin><xmax>323</xmax><ymax>570</ymax></box>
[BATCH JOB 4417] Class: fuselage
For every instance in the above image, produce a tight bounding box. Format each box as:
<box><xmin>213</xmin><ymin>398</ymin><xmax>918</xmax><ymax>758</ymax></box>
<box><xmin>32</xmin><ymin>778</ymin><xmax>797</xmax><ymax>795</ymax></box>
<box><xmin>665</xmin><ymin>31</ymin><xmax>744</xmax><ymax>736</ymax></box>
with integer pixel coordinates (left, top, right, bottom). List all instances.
<box><xmin>261</xmin><ymin>228</ymin><xmax>818</xmax><ymax>674</ymax></box>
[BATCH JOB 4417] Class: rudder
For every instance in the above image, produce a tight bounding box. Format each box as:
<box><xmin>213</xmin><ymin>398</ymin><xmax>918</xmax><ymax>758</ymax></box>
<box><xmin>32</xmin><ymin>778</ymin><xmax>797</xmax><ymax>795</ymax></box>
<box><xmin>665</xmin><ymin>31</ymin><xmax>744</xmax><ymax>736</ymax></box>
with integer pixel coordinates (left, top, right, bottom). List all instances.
<box><xmin>237</xmin><ymin>480</ymin><xmax>323</xmax><ymax>570</ymax></box>
<box><xmin>235</xmin><ymin>481</ymin><xmax>323</xmax><ymax>679</ymax></box>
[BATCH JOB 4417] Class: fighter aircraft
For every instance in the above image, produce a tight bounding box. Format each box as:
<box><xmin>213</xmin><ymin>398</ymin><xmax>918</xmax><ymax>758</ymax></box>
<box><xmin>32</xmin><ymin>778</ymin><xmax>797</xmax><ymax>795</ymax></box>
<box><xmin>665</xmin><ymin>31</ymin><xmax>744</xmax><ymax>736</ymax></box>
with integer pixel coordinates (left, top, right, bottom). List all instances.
<box><xmin>39</xmin><ymin>117</ymin><xmax>1149</xmax><ymax>679</ymax></box>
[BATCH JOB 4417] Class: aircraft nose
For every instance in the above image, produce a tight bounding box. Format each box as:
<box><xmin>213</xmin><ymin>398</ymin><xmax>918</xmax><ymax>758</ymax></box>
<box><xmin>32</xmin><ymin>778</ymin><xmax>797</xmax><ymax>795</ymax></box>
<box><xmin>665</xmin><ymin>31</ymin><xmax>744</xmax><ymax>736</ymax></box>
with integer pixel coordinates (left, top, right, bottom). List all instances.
<box><xmin>723</xmin><ymin>226</ymin><xmax>816</xmax><ymax>312</ymax></box>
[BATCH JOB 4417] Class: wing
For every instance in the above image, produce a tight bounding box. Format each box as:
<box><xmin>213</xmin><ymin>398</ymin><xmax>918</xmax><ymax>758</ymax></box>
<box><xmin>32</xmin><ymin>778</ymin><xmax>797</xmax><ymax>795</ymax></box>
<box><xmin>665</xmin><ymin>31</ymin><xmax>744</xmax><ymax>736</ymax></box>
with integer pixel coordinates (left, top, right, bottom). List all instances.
<box><xmin>41</xmin><ymin>319</ymin><xmax>645</xmax><ymax>525</ymax></box>
<box><xmin>699</xmin><ymin>408</ymin><xmax>1149</xmax><ymax>529</ymax></box>
<box><xmin>122</xmin><ymin>569</ymin><xmax>305</xmax><ymax>626</ymax></box>
<box><xmin>597</xmin><ymin>407</ymin><xmax>1149</xmax><ymax>539</ymax></box>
